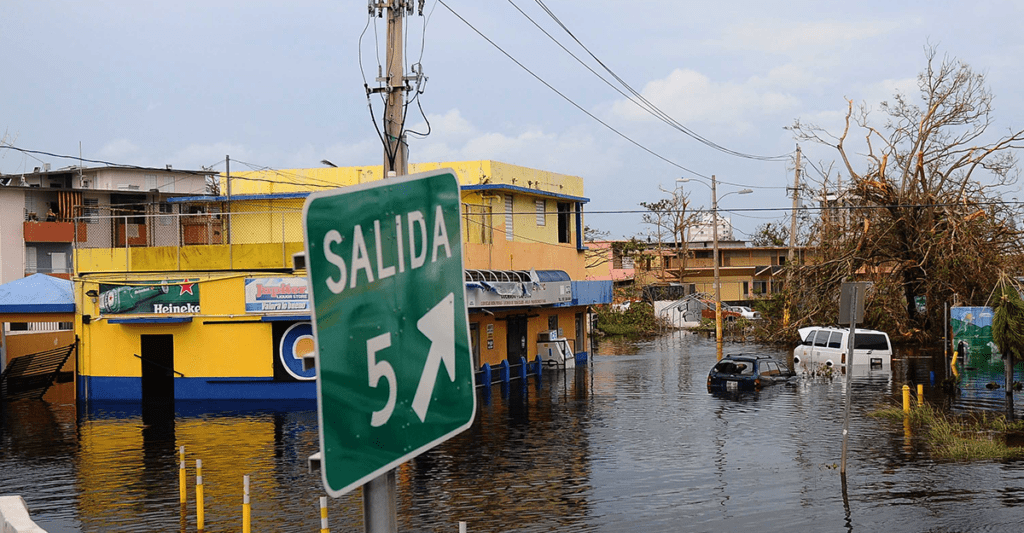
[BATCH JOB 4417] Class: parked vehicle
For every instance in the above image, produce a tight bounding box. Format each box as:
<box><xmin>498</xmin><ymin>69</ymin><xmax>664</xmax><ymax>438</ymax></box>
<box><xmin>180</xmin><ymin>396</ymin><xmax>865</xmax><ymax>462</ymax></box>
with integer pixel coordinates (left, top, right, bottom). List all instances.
<box><xmin>700</xmin><ymin>300</ymin><xmax>743</xmax><ymax>322</ymax></box>
<box><xmin>726</xmin><ymin>305</ymin><xmax>760</xmax><ymax>320</ymax></box>
<box><xmin>793</xmin><ymin>326</ymin><xmax>892</xmax><ymax>373</ymax></box>
<box><xmin>707</xmin><ymin>354</ymin><xmax>796</xmax><ymax>392</ymax></box>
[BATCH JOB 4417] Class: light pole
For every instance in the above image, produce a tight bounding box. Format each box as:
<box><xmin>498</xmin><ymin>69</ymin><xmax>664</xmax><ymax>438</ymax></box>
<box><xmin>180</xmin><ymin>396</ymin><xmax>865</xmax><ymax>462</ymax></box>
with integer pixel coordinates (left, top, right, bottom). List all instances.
<box><xmin>678</xmin><ymin>176</ymin><xmax>752</xmax><ymax>358</ymax></box>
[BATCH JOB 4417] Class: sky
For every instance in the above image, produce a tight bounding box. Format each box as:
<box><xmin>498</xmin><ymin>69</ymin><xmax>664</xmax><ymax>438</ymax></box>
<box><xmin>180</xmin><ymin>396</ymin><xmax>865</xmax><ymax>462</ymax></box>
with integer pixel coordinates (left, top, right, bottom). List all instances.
<box><xmin>3</xmin><ymin>1</ymin><xmax>1024</xmax><ymax>240</ymax></box>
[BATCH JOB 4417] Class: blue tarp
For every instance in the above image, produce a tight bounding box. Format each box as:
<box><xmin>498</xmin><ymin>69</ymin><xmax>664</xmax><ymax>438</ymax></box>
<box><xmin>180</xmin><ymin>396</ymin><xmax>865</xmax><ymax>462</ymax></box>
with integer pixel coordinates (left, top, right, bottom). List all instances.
<box><xmin>0</xmin><ymin>274</ymin><xmax>75</xmax><ymax>314</ymax></box>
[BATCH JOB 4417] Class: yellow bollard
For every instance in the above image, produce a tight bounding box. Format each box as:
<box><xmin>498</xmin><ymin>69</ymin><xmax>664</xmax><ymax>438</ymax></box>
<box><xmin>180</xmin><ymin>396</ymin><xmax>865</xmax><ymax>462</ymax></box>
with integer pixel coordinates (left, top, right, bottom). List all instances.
<box><xmin>902</xmin><ymin>385</ymin><xmax>911</xmax><ymax>413</ymax></box>
<box><xmin>319</xmin><ymin>496</ymin><xmax>329</xmax><ymax>533</ymax></box>
<box><xmin>917</xmin><ymin>383</ymin><xmax>924</xmax><ymax>406</ymax></box>
<box><xmin>243</xmin><ymin>475</ymin><xmax>251</xmax><ymax>533</ymax></box>
<box><xmin>179</xmin><ymin>446</ymin><xmax>186</xmax><ymax>504</ymax></box>
<box><xmin>196</xmin><ymin>459</ymin><xmax>204</xmax><ymax>531</ymax></box>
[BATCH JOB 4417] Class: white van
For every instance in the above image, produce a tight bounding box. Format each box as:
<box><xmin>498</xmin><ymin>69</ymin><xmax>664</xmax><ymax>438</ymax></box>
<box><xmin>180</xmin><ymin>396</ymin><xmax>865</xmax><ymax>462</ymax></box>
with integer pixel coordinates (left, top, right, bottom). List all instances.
<box><xmin>793</xmin><ymin>326</ymin><xmax>892</xmax><ymax>373</ymax></box>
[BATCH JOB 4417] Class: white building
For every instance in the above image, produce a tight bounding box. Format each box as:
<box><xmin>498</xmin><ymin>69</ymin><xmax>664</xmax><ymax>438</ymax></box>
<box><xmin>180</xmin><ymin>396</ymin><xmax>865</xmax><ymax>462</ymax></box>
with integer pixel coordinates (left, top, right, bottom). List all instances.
<box><xmin>0</xmin><ymin>165</ymin><xmax>216</xmax><ymax>285</ymax></box>
<box><xmin>687</xmin><ymin>212</ymin><xmax>736</xmax><ymax>243</ymax></box>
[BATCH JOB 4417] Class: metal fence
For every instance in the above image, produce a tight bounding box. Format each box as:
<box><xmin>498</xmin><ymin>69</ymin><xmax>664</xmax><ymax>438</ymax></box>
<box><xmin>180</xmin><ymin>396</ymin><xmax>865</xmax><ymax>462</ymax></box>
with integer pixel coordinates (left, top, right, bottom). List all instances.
<box><xmin>74</xmin><ymin>205</ymin><xmax>303</xmax><ymax>249</ymax></box>
<box><xmin>74</xmin><ymin>204</ymin><xmax>304</xmax><ymax>271</ymax></box>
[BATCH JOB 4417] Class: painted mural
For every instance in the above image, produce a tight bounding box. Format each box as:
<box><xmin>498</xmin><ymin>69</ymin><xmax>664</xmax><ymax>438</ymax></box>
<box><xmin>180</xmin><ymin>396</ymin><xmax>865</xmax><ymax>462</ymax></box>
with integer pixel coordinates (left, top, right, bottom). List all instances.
<box><xmin>951</xmin><ymin>306</ymin><xmax>996</xmax><ymax>357</ymax></box>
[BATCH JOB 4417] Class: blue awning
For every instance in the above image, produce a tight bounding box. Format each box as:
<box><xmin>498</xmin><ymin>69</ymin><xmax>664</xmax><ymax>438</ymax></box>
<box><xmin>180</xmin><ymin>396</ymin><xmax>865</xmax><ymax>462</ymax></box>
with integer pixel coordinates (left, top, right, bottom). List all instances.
<box><xmin>0</xmin><ymin>273</ymin><xmax>75</xmax><ymax>314</ymax></box>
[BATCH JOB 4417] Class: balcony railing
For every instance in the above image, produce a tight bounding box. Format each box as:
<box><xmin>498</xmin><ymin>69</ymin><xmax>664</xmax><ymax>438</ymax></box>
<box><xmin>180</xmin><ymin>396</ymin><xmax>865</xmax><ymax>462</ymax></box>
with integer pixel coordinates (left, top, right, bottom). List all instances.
<box><xmin>74</xmin><ymin>208</ymin><xmax>303</xmax><ymax>273</ymax></box>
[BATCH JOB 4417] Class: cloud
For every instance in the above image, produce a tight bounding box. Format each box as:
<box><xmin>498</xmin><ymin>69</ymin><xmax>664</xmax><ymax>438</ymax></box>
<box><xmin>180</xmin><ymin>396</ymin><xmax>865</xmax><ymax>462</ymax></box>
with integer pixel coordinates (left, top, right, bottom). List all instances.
<box><xmin>607</xmin><ymin>68</ymin><xmax>799</xmax><ymax>132</ymax></box>
<box><xmin>96</xmin><ymin>138</ymin><xmax>141</xmax><ymax>162</ymax></box>
<box><xmin>713</xmin><ymin>18</ymin><xmax>901</xmax><ymax>57</ymax></box>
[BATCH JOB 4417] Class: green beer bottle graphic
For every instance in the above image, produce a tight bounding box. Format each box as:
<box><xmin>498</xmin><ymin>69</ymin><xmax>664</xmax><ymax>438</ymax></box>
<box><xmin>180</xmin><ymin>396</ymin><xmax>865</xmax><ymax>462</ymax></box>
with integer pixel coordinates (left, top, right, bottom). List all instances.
<box><xmin>99</xmin><ymin>284</ymin><xmax>170</xmax><ymax>314</ymax></box>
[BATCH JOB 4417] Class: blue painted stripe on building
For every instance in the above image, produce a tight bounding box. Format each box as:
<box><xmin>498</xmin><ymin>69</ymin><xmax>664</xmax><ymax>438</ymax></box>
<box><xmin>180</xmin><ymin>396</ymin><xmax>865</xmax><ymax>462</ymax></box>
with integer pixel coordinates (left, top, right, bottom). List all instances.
<box><xmin>108</xmin><ymin>316</ymin><xmax>193</xmax><ymax>324</ymax></box>
<box><xmin>0</xmin><ymin>304</ymin><xmax>75</xmax><ymax>313</ymax></box>
<box><xmin>461</xmin><ymin>184</ymin><xmax>590</xmax><ymax>203</ymax></box>
<box><xmin>171</xmin><ymin>184</ymin><xmax>592</xmax><ymax>204</ymax></box>
<box><xmin>79</xmin><ymin>376</ymin><xmax>316</xmax><ymax>401</ymax></box>
<box><xmin>260</xmin><ymin>315</ymin><xmax>311</xmax><ymax>322</ymax></box>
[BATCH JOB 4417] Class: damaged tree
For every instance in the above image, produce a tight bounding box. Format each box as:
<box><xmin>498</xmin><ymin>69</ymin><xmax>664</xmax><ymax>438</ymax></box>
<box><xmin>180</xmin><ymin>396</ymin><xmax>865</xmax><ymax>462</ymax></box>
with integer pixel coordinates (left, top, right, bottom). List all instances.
<box><xmin>788</xmin><ymin>47</ymin><xmax>1024</xmax><ymax>341</ymax></box>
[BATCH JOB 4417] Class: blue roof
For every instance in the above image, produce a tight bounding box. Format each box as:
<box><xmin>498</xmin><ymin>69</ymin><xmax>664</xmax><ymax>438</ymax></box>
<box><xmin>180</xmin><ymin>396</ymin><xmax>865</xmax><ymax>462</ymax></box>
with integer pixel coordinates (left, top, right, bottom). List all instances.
<box><xmin>0</xmin><ymin>274</ymin><xmax>75</xmax><ymax>314</ymax></box>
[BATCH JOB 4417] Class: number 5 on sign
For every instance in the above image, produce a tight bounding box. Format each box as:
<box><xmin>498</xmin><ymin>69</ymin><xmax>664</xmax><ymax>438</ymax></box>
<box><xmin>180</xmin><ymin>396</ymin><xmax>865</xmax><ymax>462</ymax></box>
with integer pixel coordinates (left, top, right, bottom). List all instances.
<box><xmin>366</xmin><ymin>333</ymin><xmax>395</xmax><ymax>427</ymax></box>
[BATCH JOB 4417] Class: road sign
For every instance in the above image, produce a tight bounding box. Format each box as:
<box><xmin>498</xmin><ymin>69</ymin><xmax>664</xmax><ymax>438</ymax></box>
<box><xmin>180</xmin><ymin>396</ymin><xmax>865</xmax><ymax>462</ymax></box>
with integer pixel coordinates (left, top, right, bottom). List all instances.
<box><xmin>303</xmin><ymin>168</ymin><xmax>476</xmax><ymax>497</ymax></box>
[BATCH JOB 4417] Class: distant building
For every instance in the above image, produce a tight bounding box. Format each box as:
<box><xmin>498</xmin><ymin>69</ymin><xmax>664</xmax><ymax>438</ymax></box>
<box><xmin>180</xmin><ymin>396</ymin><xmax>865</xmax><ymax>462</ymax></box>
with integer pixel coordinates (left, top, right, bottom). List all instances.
<box><xmin>687</xmin><ymin>212</ymin><xmax>736</xmax><ymax>242</ymax></box>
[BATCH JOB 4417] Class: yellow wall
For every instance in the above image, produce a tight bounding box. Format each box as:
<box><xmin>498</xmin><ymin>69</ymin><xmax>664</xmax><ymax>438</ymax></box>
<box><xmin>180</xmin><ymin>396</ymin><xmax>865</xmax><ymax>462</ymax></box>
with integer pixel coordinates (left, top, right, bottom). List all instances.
<box><xmin>224</xmin><ymin>160</ymin><xmax>585</xmax><ymax>199</ymax></box>
<box><xmin>469</xmin><ymin>307</ymin><xmax>585</xmax><ymax>367</ymax></box>
<box><xmin>78</xmin><ymin>276</ymin><xmax>273</xmax><ymax>379</ymax></box>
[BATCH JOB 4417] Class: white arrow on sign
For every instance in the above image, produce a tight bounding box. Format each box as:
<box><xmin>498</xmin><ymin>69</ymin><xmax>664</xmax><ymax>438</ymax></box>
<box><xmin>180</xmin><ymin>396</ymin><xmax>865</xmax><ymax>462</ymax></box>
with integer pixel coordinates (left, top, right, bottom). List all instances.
<box><xmin>412</xmin><ymin>292</ymin><xmax>457</xmax><ymax>422</ymax></box>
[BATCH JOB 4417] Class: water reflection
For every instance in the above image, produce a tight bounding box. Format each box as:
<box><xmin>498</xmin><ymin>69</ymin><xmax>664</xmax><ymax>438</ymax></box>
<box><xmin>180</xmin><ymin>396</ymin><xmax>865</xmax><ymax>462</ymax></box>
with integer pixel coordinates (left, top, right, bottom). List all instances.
<box><xmin>2</xmin><ymin>333</ymin><xmax>1024</xmax><ymax>532</ymax></box>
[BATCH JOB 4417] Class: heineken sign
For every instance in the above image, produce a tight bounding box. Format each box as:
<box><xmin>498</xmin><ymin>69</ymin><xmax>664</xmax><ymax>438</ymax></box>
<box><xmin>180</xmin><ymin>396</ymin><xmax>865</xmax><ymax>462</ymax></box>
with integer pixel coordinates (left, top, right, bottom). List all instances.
<box><xmin>98</xmin><ymin>281</ymin><xmax>200</xmax><ymax>315</ymax></box>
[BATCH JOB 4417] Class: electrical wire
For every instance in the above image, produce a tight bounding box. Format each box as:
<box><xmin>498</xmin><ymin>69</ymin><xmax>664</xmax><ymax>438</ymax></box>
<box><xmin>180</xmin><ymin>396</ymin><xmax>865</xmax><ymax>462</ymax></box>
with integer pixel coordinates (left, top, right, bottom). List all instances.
<box><xmin>530</xmin><ymin>0</ymin><xmax>791</xmax><ymax>163</ymax></box>
<box><xmin>437</xmin><ymin>0</ymin><xmax>713</xmax><ymax>181</ymax></box>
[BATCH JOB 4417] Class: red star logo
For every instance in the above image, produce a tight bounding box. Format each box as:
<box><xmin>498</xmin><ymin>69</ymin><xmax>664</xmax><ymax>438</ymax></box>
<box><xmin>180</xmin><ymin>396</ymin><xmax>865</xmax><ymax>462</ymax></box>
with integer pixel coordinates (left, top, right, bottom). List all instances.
<box><xmin>179</xmin><ymin>283</ymin><xmax>195</xmax><ymax>295</ymax></box>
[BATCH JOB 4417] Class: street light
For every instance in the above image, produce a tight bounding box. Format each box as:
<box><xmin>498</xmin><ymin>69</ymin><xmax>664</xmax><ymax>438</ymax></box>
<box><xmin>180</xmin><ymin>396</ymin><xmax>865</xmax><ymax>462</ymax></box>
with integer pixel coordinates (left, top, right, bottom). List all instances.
<box><xmin>677</xmin><ymin>176</ymin><xmax>752</xmax><ymax>358</ymax></box>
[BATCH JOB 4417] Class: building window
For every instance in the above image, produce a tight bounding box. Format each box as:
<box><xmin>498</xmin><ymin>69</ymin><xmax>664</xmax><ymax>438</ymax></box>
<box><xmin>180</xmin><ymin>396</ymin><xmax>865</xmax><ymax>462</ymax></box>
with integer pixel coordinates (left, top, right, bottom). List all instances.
<box><xmin>145</xmin><ymin>175</ymin><xmax>157</xmax><ymax>191</ymax></box>
<box><xmin>743</xmin><ymin>281</ymin><xmax>749</xmax><ymax>297</ymax></box>
<box><xmin>548</xmin><ymin>314</ymin><xmax>558</xmax><ymax>331</ymax></box>
<box><xmin>159</xmin><ymin>203</ymin><xmax>174</xmax><ymax>226</ymax></box>
<box><xmin>557</xmin><ymin>202</ymin><xmax>571</xmax><ymax>244</ymax></box>
<box><xmin>536</xmin><ymin>199</ymin><xmax>546</xmax><ymax>226</ymax></box>
<box><xmin>505</xmin><ymin>195</ymin><xmax>514</xmax><ymax>241</ymax></box>
<box><xmin>753</xmin><ymin>280</ymin><xmax>768</xmax><ymax>295</ymax></box>
<box><xmin>82</xmin><ymin>198</ymin><xmax>99</xmax><ymax>224</ymax></box>
<box><xmin>50</xmin><ymin>252</ymin><xmax>67</xmax><ymax>274</ymax></box>
<box><xmin>25</xmin><ymin>246</ymin><xmax>37</xmax><ymax>273</ymax></box>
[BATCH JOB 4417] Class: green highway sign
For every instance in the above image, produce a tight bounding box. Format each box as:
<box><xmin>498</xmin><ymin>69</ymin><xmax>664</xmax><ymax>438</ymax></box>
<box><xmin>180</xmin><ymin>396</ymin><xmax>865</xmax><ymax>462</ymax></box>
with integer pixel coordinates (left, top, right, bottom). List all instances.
<box><xmin>303</xmin><ymin>168</ymin><xmax>476</xmax><ymax>497</ymax></box>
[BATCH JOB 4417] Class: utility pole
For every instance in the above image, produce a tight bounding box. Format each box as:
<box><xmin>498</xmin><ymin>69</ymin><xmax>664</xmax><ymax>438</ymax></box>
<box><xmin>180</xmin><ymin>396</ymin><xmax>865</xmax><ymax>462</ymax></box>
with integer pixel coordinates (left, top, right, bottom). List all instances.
<box><xmin>712</xmin><ymin>175</ymin><xmax>723</xmax><ymax>360</ymax></box>
<box><xmin>785</xmin><ymin>145</ymin><xmax>800</xmax><ymax>328</ymax></box>
<box><xmin>381</xmin><ymin>0</ymin><xmax>410</xmax><ymax>177</ymax></box>
<box><xmin>362</xmin><ymin>2</ymin><xmax>420</xmax><ymax>532</ymax></box>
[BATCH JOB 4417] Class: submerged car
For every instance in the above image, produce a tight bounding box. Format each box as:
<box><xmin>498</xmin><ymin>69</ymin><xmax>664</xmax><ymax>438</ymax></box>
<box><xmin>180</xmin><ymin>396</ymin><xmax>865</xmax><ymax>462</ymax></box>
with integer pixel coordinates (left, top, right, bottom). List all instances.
<box><xmin>707</xmin><ymin>354</ymin><xmax>795</xmax><ymax>392</ymax></box>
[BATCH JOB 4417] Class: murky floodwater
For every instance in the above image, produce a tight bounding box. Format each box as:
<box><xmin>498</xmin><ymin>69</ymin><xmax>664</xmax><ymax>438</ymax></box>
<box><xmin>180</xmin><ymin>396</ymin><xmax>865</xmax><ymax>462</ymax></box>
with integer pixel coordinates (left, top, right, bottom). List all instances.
<box><xmin>3</xmin><ymin>332</ymin><xmax>1024</xmax><ymax>532</ymax></box>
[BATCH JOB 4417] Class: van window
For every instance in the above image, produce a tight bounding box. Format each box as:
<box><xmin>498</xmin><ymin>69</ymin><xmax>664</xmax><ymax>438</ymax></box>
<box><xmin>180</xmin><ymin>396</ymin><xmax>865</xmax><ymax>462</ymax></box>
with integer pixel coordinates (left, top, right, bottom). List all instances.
<box><xmin>854</xmin><ymin>334</ymin><xmax>890</xmax><ymax>351</ymax></box>
<box><xmin>802</xmin><ymin>331</ymin><xmax>816</xmax><ymax>345</ymax></box>
<box><xmin>827</xmin><ymin>331</ymin><xmax>843</xmax><ymax>349</ymax></box>
<box><xmin>813</xmin><ymin>330</ymin><xmax>830</xmax><ymax>347</ymax></box>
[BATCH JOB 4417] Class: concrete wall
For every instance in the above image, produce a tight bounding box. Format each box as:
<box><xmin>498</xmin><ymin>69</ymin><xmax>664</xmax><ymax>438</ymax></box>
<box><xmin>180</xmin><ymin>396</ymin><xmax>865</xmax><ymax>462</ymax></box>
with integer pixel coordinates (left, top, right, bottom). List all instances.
<box><xmin>0</xmin><ymin>188</ymin><xmax>26</xmax><ymax>285</ymax></box>
<box><xmin>0</xmin><ymin>495</ymin><xmax>48</xmax><ymax>533</ymax></box>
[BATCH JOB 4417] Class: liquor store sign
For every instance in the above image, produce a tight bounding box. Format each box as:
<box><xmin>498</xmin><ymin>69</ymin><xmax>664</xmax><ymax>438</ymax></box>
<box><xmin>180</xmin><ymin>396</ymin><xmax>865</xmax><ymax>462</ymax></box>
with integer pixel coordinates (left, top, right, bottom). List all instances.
<box><xmin>98</xmin><ymin>281</ymin><xmax>200</xmax><ymax>315</ymax></box>
<box><xmin>245</xmin><ymin>277</ymin><xmax>309</xmax><ymax>313</ymax></box>
<box><xmin>304</xmin><ymin>168</ymin><xmax>476</xmax><ymax>497</ymax></box>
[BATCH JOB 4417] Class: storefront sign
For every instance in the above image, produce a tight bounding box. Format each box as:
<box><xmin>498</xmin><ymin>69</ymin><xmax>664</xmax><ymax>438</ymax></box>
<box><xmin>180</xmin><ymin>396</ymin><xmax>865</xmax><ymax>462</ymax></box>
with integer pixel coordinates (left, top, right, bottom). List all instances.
<box><xmin>98</xmin><ymin>280</ymin><xmax>200</xmax><ymax>315</ymax></box>
<box><xmin>245</xmin><ymin>277</ymin><xmax>310</xmax><ymax>313</ymax></box>
<box><xmin>465</xmin><ymin>280</ymin><xmax>571</xmax><ymax>308</ymax></box>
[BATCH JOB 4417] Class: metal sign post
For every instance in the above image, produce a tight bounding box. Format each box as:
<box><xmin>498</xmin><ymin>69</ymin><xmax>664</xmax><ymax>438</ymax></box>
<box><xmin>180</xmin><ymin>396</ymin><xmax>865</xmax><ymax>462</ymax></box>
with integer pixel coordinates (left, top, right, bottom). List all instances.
<box><xmin>839</xmin><ymin>281</ymin><xmax>870</xmax><ymax>475</ymax></box>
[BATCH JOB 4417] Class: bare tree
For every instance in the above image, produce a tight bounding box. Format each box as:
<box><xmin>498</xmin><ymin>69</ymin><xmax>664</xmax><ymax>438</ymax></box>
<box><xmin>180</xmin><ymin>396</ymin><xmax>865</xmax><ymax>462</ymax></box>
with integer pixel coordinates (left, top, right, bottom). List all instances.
<box><xmin>788</xmin><ymin>47</ymin><xmax>1024</xmax><ymax>340</ymax></box>
<box><xmin>640</xmin><ymin>186</ymin><xmax>698</xmax><ymax>283</ymax></box>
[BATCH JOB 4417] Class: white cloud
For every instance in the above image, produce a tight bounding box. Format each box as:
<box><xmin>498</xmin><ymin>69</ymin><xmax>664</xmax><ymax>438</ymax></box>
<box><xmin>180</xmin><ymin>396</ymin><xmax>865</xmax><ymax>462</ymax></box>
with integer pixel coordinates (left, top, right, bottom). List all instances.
<box><xmin>97</xmin><ymin>138</ymin><xmax>141</xmax><ymax>162</ymax></box>
<box><xmin>713</xmin><ymin>18</ymin><xmax>901</xmax><ymax>56</ymax></box>
<box><xmin>608</xmin><ymin>68</ymin><xmax>799</xmax><ymax>132</ymax></box>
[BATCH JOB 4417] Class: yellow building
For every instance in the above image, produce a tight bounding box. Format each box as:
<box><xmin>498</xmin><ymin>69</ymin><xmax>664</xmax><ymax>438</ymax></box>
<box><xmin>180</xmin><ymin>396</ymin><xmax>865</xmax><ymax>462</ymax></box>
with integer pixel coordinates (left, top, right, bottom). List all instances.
<box><xmin>73</xmin><ymin>161</ymin><xmax>611</xmax><ymax>401</ymax></box>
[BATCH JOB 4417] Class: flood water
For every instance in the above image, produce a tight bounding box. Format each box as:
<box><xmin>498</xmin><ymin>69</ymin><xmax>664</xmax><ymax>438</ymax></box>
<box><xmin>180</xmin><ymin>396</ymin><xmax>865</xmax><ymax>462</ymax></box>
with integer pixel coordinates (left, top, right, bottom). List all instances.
<box><xmin>3</xmin><ymin>332</ymin><xmax>1024</xmax><ymax>532</ymax></box>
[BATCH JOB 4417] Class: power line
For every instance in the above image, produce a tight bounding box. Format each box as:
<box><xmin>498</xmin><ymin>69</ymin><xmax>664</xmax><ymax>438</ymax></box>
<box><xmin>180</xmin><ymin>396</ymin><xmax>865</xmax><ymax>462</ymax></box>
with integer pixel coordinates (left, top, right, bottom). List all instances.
<box><xmin>437</xmin><ymin>0</ymin><xmax>713</xmax><ymax>181</ymax></box>
<box><xmin>526</xmin><ymin>0</ymin><xmax>792</xmax><ymax>163</ymax></box>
